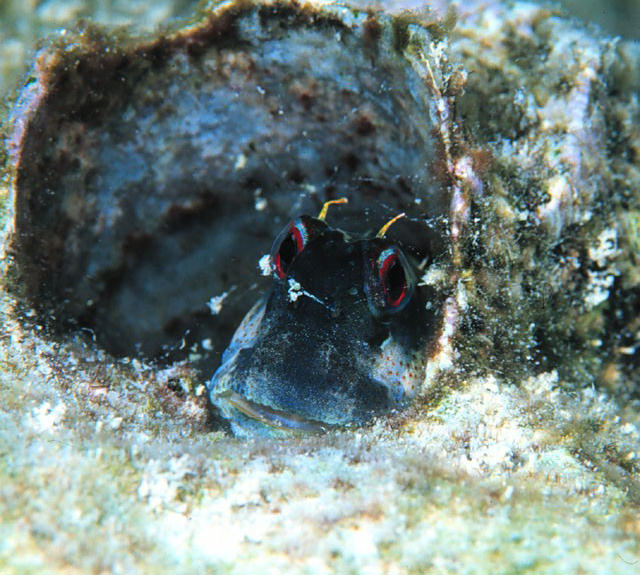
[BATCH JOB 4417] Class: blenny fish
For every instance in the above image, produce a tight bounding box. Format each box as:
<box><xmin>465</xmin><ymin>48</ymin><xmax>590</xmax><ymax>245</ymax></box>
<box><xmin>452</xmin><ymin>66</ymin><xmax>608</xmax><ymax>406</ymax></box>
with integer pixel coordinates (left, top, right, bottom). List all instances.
<box><xmin>209</xmin><ymin>199</ymin><xmax>441</xmax><ymax>436</ymax></box>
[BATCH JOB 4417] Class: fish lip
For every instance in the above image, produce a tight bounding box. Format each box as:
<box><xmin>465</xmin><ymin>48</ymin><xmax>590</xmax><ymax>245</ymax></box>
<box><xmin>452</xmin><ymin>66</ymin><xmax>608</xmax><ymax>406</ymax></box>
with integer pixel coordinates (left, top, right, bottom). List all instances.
<box><xmin>219</xmin><ymin>390</ymin><xmax>331</xmax><ymax>433</ymax></box>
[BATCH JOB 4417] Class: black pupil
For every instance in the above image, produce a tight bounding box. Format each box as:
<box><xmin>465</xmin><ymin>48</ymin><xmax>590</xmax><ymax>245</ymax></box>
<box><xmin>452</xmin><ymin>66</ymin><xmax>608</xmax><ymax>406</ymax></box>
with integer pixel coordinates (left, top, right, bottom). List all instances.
<box><xmin>279</xmin><ymin>233</ymin><xmax>298</xmax><ymax>272</ymax></box>
<box><xmin>385</xmin><ymin>259</ymin><xmax>406</xmax><ymax>303</ymax></box>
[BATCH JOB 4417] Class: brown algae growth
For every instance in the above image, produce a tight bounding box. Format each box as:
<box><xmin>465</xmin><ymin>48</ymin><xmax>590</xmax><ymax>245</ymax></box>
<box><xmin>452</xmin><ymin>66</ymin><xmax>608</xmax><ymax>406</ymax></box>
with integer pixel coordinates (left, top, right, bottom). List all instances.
<box><xmin>0</xmin><ymin>0</ymin><xmax>639</xmax><ymax>572</ymax></box>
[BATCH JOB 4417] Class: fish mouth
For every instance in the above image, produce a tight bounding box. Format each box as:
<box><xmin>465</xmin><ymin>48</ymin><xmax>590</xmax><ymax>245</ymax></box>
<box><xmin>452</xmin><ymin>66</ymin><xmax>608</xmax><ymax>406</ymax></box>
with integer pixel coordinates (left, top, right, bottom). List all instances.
<box><xmin>219</xmin><ymin>390</ymin><xmax>331</xmax><ymax>433</ymax></box>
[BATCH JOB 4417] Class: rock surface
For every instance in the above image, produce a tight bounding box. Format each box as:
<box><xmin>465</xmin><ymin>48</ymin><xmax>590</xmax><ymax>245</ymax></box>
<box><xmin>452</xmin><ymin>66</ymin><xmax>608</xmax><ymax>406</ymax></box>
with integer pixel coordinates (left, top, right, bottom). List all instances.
<box><xmin>0</xmin><ymin>1</ymin><xmax>639</xmax><ymax>573</ymax></box>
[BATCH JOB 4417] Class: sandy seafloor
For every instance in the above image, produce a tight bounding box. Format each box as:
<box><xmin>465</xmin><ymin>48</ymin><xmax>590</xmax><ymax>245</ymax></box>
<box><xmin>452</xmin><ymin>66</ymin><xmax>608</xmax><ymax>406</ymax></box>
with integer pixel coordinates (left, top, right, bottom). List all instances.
<box><xmin>1</xmin><ymin>1</ymin><xmax>640</xmax><ymax>573</ymax></box>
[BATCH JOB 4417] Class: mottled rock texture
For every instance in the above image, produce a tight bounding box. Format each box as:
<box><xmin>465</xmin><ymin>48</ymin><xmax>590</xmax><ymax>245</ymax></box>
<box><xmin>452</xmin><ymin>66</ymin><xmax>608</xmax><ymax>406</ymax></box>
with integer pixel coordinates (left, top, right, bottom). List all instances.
<box><xmin>0</xmin><ymin>1</ymin><xmax>638</xmax><ymax>573</ymax></box>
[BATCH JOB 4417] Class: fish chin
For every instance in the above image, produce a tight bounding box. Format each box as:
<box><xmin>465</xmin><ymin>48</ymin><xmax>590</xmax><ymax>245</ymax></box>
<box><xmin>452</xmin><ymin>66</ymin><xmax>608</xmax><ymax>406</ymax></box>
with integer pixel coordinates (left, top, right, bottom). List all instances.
<box><xmin>216</xmin><ymin>390</ymin><xmax>331</xmax><ymax>435</ymax></box>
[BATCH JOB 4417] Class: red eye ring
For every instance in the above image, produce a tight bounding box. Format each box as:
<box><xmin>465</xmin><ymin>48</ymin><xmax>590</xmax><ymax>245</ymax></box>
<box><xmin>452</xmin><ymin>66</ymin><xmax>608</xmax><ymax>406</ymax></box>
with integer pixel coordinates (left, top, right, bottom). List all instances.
<box><xmin>291</xmin><ymin>225</ymin><xmax>304</xmax><ymax>253</ymax></box>
<box><xmin>274</xmin><ymin>252</ymin><xmax>286</xmax><ymax>279</ymax></box>
<box><xmin>364</xmin><ymin>242</ymin><xmax>414</xmax><ymax>315</ymax></box>
<box><xmin>378</xmin><ymin>249</ymin><xmax>408</xmax><ymax>308</ymax></box>
<box><xmin>272</xmin><ymin>218</ymin><xmax>313</xmax><ymax>279</ymax></box>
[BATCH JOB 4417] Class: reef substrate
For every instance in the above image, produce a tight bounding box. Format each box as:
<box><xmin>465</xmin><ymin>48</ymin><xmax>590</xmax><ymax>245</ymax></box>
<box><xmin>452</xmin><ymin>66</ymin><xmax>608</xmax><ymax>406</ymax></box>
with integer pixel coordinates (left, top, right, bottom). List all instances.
<box><xmin>0</xmin><ymin>1</ymin><xmax>639</xmax><ymax>573</ymax></box>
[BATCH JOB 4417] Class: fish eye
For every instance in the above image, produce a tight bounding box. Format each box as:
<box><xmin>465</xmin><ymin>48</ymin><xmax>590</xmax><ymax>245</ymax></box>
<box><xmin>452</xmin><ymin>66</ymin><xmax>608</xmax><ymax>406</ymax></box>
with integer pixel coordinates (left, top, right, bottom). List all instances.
<box><xmin>379</xmin><ymin>249</ymin><xmax>408</xmax><ymax>307</ymax></box>
<box><xmin>271</xmin><ymin>216</ymin><xmax>326</xmax><ymax>279</ymax></box>
<box><xmin>365</xmin><ymin>243</ymin><xmax>415</xmax><ymax>314</ymax></box>
<box><xmin>274</xmin><ymin>224</ymin><xmax>304</xmax><ymax>278</ymax></box>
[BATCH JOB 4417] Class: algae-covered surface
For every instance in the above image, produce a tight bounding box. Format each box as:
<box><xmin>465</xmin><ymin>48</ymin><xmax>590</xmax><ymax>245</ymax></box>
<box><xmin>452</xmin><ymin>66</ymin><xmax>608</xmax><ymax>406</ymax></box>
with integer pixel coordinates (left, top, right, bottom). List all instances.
<box><xmin>1</xmin><ymin>0</ymin><xmax>640</xmax><ymax>573</ymax></box>
<box><xmin>1</xmin><ymin>319</ymin><xmax>639</xmax><ymax>573</ymax></box>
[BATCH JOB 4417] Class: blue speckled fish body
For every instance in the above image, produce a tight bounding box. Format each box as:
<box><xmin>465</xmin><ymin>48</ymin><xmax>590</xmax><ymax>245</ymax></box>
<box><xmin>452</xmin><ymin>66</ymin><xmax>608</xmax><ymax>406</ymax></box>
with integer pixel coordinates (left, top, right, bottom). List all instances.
<box><xmin>208</xmin><ymin>213</ymin><xmax>440</xmax><ymax>437</ymax></box>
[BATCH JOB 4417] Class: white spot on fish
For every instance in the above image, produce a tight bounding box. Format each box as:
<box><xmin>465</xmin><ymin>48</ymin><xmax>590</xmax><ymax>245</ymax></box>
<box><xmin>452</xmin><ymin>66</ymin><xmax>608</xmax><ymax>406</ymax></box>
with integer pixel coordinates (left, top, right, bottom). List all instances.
<box><xmin>287</xmin><ymin>278</ymin><xmax>326</xmax><ymax>307</ymax></box>
<box><xmin>287</xmin><ymin>279</ymin><xmax>303</xmax><ymax>302</ymax></box>
<box><xmin>258</xmin><ymin>254</ymin><xmax>272</xmax><ymax>276</ymax></box>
